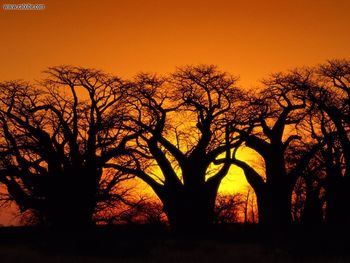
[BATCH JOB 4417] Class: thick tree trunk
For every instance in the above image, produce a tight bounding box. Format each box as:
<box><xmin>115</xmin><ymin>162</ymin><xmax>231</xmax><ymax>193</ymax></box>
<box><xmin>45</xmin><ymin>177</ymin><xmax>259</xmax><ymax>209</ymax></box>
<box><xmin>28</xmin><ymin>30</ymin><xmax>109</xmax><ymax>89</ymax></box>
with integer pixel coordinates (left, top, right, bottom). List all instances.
<box><xmin>161</xmin><ymin>184</ymin><xmax>218</xmax><ymax>231</ymax></box>
<box><xmin>255</xmin><ymin>157</ymin><xmax>294</xmax><ymax>228</ymax></box>
<box><xmin>257</xmin><ymin>185</ymin><xmax>293</xmax><ymax>228</ymax></box>
<box><xmin>47</xmin><ymin>171</ymin><xmax>97</xmax><ymax>229</ymax></box>
<box><xmin>49</xmin><ymin>198</ymin><xmax>95</xmax><ymax>229</ymax></box>
<box><xmin>325</xmin><ymin>179</ymin><xmax>350</xmax><ymax>226</ymax></box>
<box><xmin>301</xmin><ymin>191</ymin><xmax>324</xmax><ymax>226</ymax></box>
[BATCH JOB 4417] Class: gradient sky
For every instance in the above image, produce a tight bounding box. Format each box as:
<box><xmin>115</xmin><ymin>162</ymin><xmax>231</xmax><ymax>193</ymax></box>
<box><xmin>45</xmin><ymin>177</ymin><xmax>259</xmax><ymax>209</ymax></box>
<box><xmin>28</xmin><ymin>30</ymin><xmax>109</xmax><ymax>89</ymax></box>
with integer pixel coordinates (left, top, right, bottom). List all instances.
<box><xmin>1</xmin><ymin>0</ymin><xmax>350</xmax><ymax>85</ymax></box>
<box><xmin>0</xmin><ymin>0</ymin><xmax>350</xmax><ymax>225</ymax></box>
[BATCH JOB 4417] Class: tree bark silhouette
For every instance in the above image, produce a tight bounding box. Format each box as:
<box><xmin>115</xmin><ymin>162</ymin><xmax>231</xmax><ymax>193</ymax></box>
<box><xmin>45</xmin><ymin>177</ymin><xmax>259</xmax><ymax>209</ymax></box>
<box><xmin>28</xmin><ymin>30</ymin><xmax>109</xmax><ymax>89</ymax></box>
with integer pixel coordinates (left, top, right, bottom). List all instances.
<box><xmin>0</xmin><ymin>67</ymin><xmax>136</xmax><ymax>228</ymax></box>
<box><xmin>303</xmin><ymin>60</ymin><xmax>350</xmax><ymax>226</ymax></box>
<box><xmin>113</xmin><ymin>66</ymin><xmax>243</xmax><ymax>230</ymax></box>
<box><xmin>216</xmin><ymin>71</ymin><xmax>321</xmax><ymax>228</ymax></box>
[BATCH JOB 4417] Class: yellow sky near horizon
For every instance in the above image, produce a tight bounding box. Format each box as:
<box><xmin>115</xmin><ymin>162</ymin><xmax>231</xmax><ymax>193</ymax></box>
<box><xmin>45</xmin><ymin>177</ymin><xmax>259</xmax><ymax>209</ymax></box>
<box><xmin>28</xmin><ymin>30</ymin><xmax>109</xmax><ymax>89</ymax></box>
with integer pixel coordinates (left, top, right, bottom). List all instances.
<box><xmin>0</xmin><ymin>0</ymin><xmax>350</xmax><ymax>225</ymax></box>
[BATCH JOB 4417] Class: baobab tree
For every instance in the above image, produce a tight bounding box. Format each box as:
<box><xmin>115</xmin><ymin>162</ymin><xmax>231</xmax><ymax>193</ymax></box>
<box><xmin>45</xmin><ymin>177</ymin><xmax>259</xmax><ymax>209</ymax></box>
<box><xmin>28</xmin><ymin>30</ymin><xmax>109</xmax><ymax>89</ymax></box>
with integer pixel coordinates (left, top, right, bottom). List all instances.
<box><xmin>0</xmin><ymin>67</ymin><xmax>137</xmax><ymax>228</ymax></box>
<box><xmin>291</xmin><ymin>146</ymin><xmax>326</xmax><ymax>225</ymax></box>
<box><xmin>303</xmin><ymin>59</ymin><xmax>350</xmax><ymax>225</ymax></box>
<box><xmin>217</xmin><ymin>70</ymin><xmax>322</xmax><ymax>228</ymax></box>
<box><xmin>111</xmin><ymin>65</ymin><xmax>244</xmax><ymax>230</ymax></box>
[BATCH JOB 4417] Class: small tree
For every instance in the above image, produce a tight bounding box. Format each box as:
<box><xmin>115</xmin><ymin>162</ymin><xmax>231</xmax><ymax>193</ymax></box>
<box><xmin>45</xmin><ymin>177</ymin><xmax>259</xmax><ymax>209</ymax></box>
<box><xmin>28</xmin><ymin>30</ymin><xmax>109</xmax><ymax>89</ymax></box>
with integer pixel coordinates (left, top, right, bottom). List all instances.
<box><xmin>214</xmin><ymin>193</ymin><xmax>245</xmax><ymax>224</ymax></box>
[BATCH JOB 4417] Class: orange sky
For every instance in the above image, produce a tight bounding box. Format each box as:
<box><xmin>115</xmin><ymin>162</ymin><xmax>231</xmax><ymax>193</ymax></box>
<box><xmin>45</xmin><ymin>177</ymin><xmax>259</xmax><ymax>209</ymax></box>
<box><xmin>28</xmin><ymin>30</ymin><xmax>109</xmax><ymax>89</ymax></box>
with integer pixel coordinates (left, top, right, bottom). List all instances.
<box><xmin>1</xmin><ymin>0</ymin><xmax>350</xmax><ymax>86</ymax></box>
<box><xmin>1</xmin><ymin>0</ymin><xmax>350</xmax><ymax>225</ymax></box>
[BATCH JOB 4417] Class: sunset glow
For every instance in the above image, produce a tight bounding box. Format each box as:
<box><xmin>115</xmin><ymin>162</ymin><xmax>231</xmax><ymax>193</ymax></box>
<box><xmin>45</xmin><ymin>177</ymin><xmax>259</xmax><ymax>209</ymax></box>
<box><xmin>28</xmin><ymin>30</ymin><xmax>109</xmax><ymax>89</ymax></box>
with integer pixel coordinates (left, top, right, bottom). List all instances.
<box><xmin>0</xmin><ymin>0</ymin><xmax>350</xmax><ymax>226</ymax></box>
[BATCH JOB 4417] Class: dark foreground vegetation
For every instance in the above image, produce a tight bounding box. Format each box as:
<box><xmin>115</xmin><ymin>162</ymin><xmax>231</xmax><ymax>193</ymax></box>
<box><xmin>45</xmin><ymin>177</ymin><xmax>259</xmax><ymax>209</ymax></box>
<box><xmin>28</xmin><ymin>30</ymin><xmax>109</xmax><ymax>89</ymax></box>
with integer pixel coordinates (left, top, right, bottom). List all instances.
<box><xmin>0</xmin><ymin>224</ymin><xmax>349</xmax><ymax>263</ymax></box>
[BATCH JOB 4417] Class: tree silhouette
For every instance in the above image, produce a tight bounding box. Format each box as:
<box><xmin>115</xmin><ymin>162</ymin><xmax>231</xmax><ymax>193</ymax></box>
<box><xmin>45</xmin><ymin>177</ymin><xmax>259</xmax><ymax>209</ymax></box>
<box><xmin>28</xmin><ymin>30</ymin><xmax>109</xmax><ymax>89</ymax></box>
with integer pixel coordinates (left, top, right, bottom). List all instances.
<box><xmin>214</xmin><ymin>193</ymin><xmax>245</xmax><ymax>224</ymax></box>
<box><xmin>94</xmin><ymin>195</ymin><xmax>167</xmax><ymax>225</ymax></box>
<box><xmin>0</xmin><ymin>67</ymin><xmax>137</xmax><ymax>228</ymax></box>
<box><xmin>111</xmin><ymin>65</ymin><xmax>244</xmax><ymax>230</ymax></box>
<box><xmin>216</xmin><ymin>70</ymin><xmax>323</xmax><ymax>228</ymax></box>
<box><xmin>243</xmin><ymin>187</ymin><xmax>258</xmax><ymax>224</ymax></box>
<box><xmin>291</xmin><ymin>149</ymin><xmax>325</xmax><ymax>225</ymax></box>
<box><xmin>0</xmin><ymin>60</ymin><xmax>349</xmax><ymax>231</ymax></box>
<box><xmin>302</xmin><ymin>59</ymin><xmax>350</xmax><ymax>225</ymax></box>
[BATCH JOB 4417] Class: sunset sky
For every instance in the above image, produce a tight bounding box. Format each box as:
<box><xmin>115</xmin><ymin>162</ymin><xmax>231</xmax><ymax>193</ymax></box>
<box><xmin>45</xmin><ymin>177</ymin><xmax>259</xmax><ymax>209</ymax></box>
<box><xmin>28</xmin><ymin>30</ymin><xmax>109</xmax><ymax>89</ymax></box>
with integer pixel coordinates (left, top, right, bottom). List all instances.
<box><xmin>0</xmin><ymin>0</ymin><xmax>350</xmax><ymax>225</ymax></box>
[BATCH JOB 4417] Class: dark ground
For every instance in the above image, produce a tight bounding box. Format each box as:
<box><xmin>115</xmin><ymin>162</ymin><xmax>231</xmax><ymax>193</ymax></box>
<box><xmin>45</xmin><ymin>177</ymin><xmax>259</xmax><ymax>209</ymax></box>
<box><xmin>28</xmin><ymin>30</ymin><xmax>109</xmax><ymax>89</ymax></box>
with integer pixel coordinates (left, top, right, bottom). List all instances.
<box><xmin>0</xmin><ymin>224</ymin><xmax>349</xmax><ymax>262</ymax></box>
